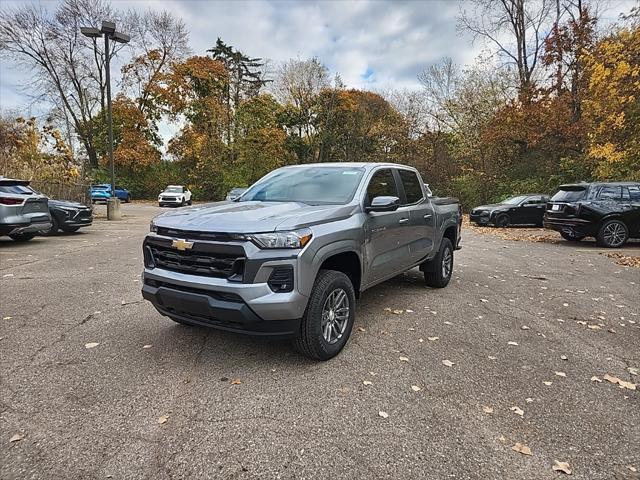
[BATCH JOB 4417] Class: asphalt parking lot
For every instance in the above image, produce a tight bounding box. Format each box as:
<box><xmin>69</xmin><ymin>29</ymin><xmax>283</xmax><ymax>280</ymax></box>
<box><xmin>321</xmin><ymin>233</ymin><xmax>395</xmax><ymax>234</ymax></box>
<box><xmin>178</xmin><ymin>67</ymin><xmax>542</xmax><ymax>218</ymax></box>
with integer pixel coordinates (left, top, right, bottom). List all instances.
<box><xmin>1</xmin><ymin>203</ymin><xmax>638</xmax><ymax>479</ymax></box>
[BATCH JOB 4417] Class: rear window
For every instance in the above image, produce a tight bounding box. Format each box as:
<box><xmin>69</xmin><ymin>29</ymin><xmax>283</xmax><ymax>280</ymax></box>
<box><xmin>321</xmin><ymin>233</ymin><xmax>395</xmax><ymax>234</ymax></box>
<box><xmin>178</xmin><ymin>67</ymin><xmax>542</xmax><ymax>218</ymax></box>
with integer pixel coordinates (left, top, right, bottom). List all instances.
<box><xmin>0</xmin><ymin>185</ymin><xmax>35</xmax><ymax>195</ymax></box>
<box><xmin>551</xmin><ymin>188</ymin><xmax>587</xmax><ymax>202</ymax></box>
<box><xmin>398</xmin><ymin>169</ymin><xmax>424</xmax><ymax>204</ymax></box>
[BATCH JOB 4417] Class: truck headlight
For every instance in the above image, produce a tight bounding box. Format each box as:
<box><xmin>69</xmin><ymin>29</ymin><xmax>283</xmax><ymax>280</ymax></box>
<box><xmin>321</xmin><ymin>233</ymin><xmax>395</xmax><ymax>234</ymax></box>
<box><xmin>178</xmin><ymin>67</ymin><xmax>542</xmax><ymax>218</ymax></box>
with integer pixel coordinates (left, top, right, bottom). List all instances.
<box><xmin>249</xmin><ymin>228</ymin><xmax>312</xmax><ymax>249</ymax></box>
<box><xmin>150</xmin><ymin>220</ymin><xmax>158</xmax><ymax>233</ymax></box>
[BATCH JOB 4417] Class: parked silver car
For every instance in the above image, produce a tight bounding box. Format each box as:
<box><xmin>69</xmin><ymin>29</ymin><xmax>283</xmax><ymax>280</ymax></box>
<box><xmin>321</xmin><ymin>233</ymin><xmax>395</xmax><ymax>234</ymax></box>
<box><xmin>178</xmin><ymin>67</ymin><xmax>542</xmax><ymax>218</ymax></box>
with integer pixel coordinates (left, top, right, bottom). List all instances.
<box><xmin>0</xmin><ymin>178</ymin><xmax>52</xmax><ymax>242</ymax></box>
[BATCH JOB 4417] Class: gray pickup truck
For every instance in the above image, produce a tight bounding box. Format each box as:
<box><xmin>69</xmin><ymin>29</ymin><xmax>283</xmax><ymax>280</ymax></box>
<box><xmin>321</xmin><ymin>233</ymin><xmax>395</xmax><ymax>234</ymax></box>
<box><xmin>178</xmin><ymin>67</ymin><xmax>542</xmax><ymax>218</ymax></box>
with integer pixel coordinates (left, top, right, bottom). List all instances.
<box><xmin>142</xmin><ymin>163</ymin><xmax>461</xmax><ymax>360</ymax></box>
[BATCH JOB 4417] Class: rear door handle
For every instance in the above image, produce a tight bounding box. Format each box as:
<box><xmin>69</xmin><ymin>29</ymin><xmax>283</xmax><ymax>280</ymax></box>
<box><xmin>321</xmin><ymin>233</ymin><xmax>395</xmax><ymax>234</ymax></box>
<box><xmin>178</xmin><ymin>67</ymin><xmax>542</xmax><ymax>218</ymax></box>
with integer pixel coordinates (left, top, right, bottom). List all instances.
<box><xmin>399</xmin><ymin>218</ymin><xmax>409</xmax><ymax>224</ymax></box>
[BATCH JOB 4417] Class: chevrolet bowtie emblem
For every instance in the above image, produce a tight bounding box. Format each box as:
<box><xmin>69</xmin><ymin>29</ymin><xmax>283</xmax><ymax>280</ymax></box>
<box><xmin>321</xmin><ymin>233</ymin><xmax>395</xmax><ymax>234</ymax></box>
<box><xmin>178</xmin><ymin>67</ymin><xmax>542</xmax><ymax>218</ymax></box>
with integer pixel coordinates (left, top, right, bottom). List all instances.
<box><xmin>171</xmin><ymin>239</ymin><xmax>194</xmax><ymax>251</ymax></box>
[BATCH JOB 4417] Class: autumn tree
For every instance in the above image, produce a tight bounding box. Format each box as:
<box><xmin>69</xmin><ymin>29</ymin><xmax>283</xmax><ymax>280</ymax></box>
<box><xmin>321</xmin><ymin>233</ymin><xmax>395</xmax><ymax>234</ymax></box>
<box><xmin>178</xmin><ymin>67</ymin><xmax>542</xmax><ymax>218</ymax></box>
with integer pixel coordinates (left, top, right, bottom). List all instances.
<box><xmin>583</xmin><ymin>23</ymin><xmax>640</xmax><ymax>180</ymax></box>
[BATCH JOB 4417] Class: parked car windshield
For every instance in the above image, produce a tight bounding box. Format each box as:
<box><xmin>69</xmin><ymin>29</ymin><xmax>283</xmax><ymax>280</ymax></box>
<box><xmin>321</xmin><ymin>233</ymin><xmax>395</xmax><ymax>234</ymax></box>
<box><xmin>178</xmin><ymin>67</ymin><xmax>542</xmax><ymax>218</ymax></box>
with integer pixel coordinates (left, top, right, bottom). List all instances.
<box><xmin>502</xmin><ymin>195</ymin><xmax>527</xmax><ymax>205</ymax></box>
<box><xmin>92</xmin><ymin>185</ymin><xmax>110</xmax><ymax>190</ymax></box>
<box><xmin>239</xmin><ymin>167</ymin><xmax>365</xmax><ymax>205</ymax></box>
<box><xmin>164</xmin><ymin>187</ymin><xmax>182</xmax><ymax>193</ymax></box>
<box><xmin>551</xmin><ymin>187</ymin><xmax>587</xmax><ymax>202</ymax></box>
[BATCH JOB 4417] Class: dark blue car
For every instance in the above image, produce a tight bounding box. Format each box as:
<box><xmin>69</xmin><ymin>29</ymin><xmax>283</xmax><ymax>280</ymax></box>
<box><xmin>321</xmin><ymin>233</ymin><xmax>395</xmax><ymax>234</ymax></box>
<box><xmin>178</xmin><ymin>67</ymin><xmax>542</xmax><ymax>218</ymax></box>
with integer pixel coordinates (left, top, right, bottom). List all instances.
<box><xmin>90</xmin><ymin>184</ymin><xmax>131</xmax><ymax>203</ymax></box>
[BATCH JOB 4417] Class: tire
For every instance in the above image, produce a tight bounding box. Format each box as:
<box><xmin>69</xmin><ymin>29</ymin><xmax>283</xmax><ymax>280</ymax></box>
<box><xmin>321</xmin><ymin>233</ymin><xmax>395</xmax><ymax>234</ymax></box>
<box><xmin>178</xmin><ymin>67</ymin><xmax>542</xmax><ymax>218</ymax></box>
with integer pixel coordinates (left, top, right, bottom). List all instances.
<box><xmin>596</xmin><ymin>219</ymin><xmax>628</xmax><ymax>248</ymax></box>
<box><xmin>560</xmin><ymin>231</ymin><xmax>585</xmax><ymax>242</ymax></box>
<box><xmin>294</xmin><ymin>270</ymin><xmax>356</xmax><ymax>361</ymax></box>
<box><xmin>180</xmin><ymin>198</ymin><xmax>186</xmax><ymax>207</ymax></box>
<box><xmin>423</xmin><ymin>237</ymin><xmax>454</xmax><ymax>288</ymax></box>
<box><xmin>494</xmin><ymin>214</ymin><xmax>510</xmax><ymax>227</ymax></box>
<box><xmin>46</xmin><ymin>215</ymin><xmax>60</xmax><ymax>235</ymax></box>
<box><xmin>9</xmin><ymin>233</ymin><xmax>36</xmax><ymax>242</ymax></box>
<box><xmin>126</xmin><ymin>194</ymin><xmax>131</xmax><ymax>203</ymax></box>
<box><xmin>188</xmin><ymin>199</ymin><xmax>192</xmax><ymax>206</ymax></box>
<box><xmin>61</xmin><ymin>226</ymin><xmax>80</xmax><ymax>233</ymax></box>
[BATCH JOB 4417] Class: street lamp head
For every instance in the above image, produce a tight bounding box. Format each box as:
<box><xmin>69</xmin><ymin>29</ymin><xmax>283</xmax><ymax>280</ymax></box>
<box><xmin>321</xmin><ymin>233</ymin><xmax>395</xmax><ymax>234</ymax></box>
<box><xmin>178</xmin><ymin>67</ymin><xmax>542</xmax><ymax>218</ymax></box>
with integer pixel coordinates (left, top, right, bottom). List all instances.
<box><xmin>112</xmin><ymin>31</ymin><xmax>131</xmax><ymax>44</ymax></box>
<box><xmin>101</xmin><ymin>21</ymin><xmax>116</xmax><ymax>34</ymax></box>
<box><xmin>80</xmin><ymin>27</ymin><xmax>101</xmax><ymax>38</ymax></box>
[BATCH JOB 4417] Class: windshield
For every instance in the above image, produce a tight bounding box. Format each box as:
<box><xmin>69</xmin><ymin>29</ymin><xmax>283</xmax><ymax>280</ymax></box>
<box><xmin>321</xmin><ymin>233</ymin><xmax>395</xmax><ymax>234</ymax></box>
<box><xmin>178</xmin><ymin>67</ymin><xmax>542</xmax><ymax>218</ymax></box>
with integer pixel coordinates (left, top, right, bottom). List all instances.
<box><xmin>502</xmin><ymin>195</ymin><xmax>528</xmax><ymax>205</ymax></box>
<box><xmin>164</xmin><ymin>187</ymin><xmax>182</xmax><ymax>193</ymax></box>
<box><xmin>239</xmin><ymin>166</ymin><xmax>365</xmax><ymax>205</ymax></box>
<box><xmin>92</xmin><ymin>185</ymin><xmax>110</xmax><ymax>190</ymax></box>
<box><xmin>551</xmin><ymin>187</ymin><xmax>587</xmax><ymax>202</ymax></box>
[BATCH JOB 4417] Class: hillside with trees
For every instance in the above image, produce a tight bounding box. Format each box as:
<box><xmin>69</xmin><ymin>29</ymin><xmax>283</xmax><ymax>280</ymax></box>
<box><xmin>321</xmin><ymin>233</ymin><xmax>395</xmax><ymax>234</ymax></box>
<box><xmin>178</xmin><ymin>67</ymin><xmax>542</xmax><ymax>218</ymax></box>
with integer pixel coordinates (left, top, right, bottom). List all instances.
<box><xmin>1</xmin><ymin>0</ymin><xmax>638</xmax><ymax>207</ymax></box>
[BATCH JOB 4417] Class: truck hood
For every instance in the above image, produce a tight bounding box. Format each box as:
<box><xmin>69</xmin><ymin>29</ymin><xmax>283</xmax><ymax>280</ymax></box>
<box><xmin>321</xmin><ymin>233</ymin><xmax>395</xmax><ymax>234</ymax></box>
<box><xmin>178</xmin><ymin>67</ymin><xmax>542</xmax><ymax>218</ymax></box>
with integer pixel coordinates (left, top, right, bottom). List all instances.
<box><xmin>153</xmin><ymin>201</ymin><xmax>357</xmax><ymax>233</ymax></box>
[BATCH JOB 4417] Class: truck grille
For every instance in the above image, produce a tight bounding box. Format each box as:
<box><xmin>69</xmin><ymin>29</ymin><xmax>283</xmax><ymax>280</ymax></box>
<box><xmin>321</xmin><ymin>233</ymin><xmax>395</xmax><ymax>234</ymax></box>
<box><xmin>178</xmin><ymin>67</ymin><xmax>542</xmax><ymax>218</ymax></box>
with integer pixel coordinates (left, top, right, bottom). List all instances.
<box><xmin>148</xmin><ymin>244</ymin><xmax>244</xmax><ymax>279</ymax></box>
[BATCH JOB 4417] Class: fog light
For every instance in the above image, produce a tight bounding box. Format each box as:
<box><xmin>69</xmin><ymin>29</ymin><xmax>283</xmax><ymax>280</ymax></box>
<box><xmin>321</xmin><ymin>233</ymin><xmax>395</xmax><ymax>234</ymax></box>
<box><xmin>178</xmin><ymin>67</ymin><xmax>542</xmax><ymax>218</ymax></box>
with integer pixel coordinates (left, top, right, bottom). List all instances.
<box><xmin>268</xmin><ymin>266</ymin><xmax>294</xmax><ymax>292</ymax></box>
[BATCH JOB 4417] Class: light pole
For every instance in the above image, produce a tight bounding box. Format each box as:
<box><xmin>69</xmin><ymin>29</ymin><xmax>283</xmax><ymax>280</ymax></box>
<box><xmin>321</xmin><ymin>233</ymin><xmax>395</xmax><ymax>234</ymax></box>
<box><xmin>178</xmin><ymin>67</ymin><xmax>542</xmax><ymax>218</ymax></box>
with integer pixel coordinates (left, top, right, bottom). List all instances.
<box><xmin>81</xmin><ymin>21</ymin><xmax>130</xmax><ymax>220</ymax></box>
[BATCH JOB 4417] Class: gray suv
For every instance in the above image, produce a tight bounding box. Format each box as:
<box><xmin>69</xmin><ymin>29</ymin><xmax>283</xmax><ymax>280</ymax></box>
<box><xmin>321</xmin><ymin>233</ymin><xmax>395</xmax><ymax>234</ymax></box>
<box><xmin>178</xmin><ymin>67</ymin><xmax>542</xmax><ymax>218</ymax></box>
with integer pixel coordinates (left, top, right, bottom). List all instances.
<box><xmin>142</xmin><ymin>163</ymin><xmax>461</xmax><ymax>360</ymax></box>
<box><xmin>0</xmin><ymin>178</ymin><xmax>51</xmax><ymax>242</ymax></box>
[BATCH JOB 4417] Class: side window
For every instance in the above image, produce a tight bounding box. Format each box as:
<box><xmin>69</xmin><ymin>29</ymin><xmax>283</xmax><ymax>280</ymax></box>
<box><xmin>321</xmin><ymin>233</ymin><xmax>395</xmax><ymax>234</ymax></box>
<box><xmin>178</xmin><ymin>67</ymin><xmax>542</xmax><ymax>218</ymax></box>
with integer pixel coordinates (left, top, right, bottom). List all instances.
<box><xmin>628</xmin><ymin>186</ymin><xmax>640</xmax><ymax>201</ymax></box>
<box><xmin>597</xmin><ymin>186</ymin><xmax>622</xmax><ymax>200</ymax></box>
<box><xmin>523</xmin><ymin>196</ymin><xmax>542</xmax><ymax>205</ymax></box>
<box><xmin>366</xmin><ymin>169</ymin><xmax>398</xmax><ymax>204</ymax></box>
<box><xmin>398</xmin><ymin>169</ymin><xmax>424</xmax><ymax>204</ymax></box>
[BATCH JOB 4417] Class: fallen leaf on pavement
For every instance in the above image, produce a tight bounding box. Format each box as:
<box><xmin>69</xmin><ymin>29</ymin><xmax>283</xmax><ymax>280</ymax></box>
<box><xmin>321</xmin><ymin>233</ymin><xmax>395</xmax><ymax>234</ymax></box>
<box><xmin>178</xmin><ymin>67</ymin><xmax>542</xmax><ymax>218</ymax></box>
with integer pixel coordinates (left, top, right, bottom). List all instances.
<box><xmin>543</xmin><ymin>381</ymin><xmax>553</xmax><ymax>386</ymax></box>
<box><xmin>84</xmin><ymin>342</ymin><xmax>100</xmax><ymax>349</ymax></box>
<box><xmin>552</xmin><ymin>460</ymin><xmax>572</xmax><ymax>475</ymax></box>
<box><xmin>482</xmin><ymin>406</ymin><xmax>494</xmax><ymax>414</ymax></box>
<box><xmin>405</xmin><ymin>309</ymin><xmax>414</xmax><ymax>313</ymax></box>
<box><xmin>480</xmin><ymin>299</ymin><xmax>488</xmax><ymax>303</ymax></box>
<box><xmin>587</xmin><ymin>325</ymin><xmax>601</xmax><ymax>330</ymax></box>
<box><xmin>525</xmin><ymin>397</ymin><xmax>533</xmax><ymax>403</ymax></box>
<box><xmin>392</xmin><ymin>309</ymin><xmax>403</xmax><ymax>315</ymax></box>
<box><xmin>591</xmin><ymin>376</ymin><xmax>602</xmax><ymax>383</ymax></box>
<box><xmin>510</xmin><ymin>406</ymin><xmax>524</xmax><ymax>416</ymax></box>
<box><xmin>508</xmin><ymin>341</ymin><xmax>518</xmax><ymax>346</ymax></box>
<box><xmin>628</xmin><ymin>367</ymin><xmax>638</xmax><ymax>376</ymax></box>
<box><xmin>521</xmin><ymin>325</ymin><xmax>530</xmax><ymax>330</ymax></box>
<box><xmin>357</xmin><ymin>327</ymin><xmax>366</xmax><ymax>332</ymax></box>
<box><xmin>363</xmin><ymin>380</ymin><xmax>373</xmax><ymax>386</ymax></box>
<box><xmin>555</xmin><ymin>371</ymin><xmax>566</xmax><ymax>377</ymax></box>
<box><xmin>143</xmin><ymin>344</ymin><xmax>152</xmax><ymax>349</ymax></box>
<box><xmin>399</xmin><ymin>356</ymin><xmax>409</xmax><ymax>362</ymax></box>
<box><xmin>411</xmin><ymin>385</ymin><xmax>421</xmax><ymax>392</ymax></box>
<box><xmin>561</xmin><ymin>355</ymin><xmax>568</xmax><ymax>360</ymax></box>
<box><xmin>512</xmin><ymin>443</ymin><xmax>532</xmax><ymax>455</ymax></box>
<box><xmin>427</xmin><ymin>336</ymin><xmax>439</xmax><ymax>341</ymax></box>
<box><xmin>230</xmin><ymin>378</ymin><xmax>242</xmax><ymax>385</ymax></box>
<box><xmin>3</xmin><ymin>316</ymin><xmax>12</xmax><ymax>320</ymax></box>
<box><xmin>628</xmin><ymin>466</ymin><xmax>637</xmax><ymax>472</ymax></box>
<box><xmin>378</xmin><ymin>411</ymin><xmax>389</xmax><ymax>419</ymax></box>
<box><xmin>157</xmin><ymin>415</ymin><xmax>169</xmax><ymax>424</ymax></box>
<box><xmin>9</xmin><ymin>433</ymin><xmax>24</xmax><ymax>443</ymax></box>
<box><xmin>442</xmin><ymin>359</ymin><xmax>454</xmax><ymax>367</ymax></box>
<box><xmin>384</xmin><ymin>308</ymin><xmax>392</xmax><ymax>312</ymax></box>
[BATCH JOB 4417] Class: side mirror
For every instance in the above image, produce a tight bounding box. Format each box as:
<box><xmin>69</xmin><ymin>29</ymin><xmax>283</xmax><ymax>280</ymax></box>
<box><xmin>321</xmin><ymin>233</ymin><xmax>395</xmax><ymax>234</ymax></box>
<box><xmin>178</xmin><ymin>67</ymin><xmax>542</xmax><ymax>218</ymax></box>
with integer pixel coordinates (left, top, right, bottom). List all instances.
<box><xmin>366</xmin><ymin>196</ymin><xmax>400</xmax><ymax>213</ymax></box>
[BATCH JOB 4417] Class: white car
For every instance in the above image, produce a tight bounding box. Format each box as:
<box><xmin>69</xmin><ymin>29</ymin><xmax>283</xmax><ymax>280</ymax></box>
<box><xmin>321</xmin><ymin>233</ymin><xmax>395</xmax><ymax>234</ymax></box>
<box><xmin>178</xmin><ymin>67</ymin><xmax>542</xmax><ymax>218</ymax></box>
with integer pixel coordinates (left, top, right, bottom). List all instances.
<box><xmin>158</xmin><ymin>185</ymin><xmax>192</xmax><ymax>207</ymax></box>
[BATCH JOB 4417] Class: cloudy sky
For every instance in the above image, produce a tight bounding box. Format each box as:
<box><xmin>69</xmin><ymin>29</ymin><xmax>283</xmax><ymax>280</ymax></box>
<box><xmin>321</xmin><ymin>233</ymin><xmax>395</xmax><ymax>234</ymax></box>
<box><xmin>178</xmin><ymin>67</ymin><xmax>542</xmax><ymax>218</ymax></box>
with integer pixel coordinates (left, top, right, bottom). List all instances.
<box><xmin>0</xmin><ymin>0</ymin><xmax>636</xmax><ymax>118</ymax></box>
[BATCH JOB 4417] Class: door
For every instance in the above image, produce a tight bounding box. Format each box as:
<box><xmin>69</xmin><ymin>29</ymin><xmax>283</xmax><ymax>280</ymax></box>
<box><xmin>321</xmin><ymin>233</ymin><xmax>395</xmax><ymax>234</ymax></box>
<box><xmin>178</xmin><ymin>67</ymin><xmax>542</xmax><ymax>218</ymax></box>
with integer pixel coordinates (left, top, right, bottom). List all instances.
<box><xmin>622</xmin><ymin>185</ymin><xmax>640</xmax><ymax>236</ymax></box>
<box><xmin>395</xmin><ymin>168</ymin><xmax>435</xmax><ymax>264</ymax></box>
<box><xmin>363</xmin><ymin>168</ymin><xmax>409</xmax><ymax>283</ymax></box>
<box><xmin>520</xmin><ymin>196</ymin><xmax>546</xmax><ymax>224</ymax></box>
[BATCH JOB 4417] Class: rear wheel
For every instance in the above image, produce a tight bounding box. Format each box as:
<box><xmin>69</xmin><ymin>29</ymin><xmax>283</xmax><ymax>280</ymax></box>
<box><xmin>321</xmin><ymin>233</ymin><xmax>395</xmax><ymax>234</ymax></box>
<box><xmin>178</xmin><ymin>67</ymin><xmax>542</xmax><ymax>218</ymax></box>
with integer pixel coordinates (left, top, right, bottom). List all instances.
<box><xmin>294</xmin><ymin>270</ymin><xmax>355</xmax><ymax>361</ymax></box>
<box><xmin>560</xmin><ymin>231</ymin><xmax>585</xmax><ymax>242</ymax></box>
<box><xmin>423</xmin><ymin>238</ymin><xmax>454</xmax><ymax>288</ymax></box>
<box><xmin>126</xmin><ymin>194</ymin><xmax>131</xmax><ymax>203</ymax></box>
<box><xmin>494</xmin><ymin>214</ymin><xmax>510</xmax><ymax>227</ymax></box>
<box><xmin>188</xmin><ymin>199</ymin><xmax>192</xmax><ymax>206</ymax></box>
<box><xmin>597</xmin><ymin>219</ymin><xmax>628</xmax><ymax>248</ymax></box>
<box><xmin>9</xmin><ymin>233</ymin><xmax>36</xmax><ymax>242</ymax></box>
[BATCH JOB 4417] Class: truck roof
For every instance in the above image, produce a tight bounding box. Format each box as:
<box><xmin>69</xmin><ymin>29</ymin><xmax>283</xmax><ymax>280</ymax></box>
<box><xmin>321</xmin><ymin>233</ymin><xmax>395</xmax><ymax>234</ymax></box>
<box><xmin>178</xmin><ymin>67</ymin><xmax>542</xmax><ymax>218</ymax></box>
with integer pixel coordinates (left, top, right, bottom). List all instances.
<box><xmin>279</xmin><ymin>162</ymin><xmax>414</xmax><ymax>170</ymax></box>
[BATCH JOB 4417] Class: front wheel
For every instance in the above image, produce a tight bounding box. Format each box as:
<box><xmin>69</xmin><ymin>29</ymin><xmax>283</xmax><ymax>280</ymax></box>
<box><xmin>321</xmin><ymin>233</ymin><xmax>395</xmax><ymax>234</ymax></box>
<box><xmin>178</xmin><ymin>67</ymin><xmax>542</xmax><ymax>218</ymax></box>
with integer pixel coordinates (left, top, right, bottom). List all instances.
<box><xmin>9</xmin><ymin>233</ymin><xmax>36</xmax><ymax>242</ymax></box>
<box><xmin>423</xmin><ymin>238</ymin><xmax>454</xmax><ymax>288</ymax></box>
<box><xmin>494</xmin><ymin>214</ymin><xmax>510</xmax><ymax>228</ymax></box>
<box><xmin>560</xmin><ymin>231</ymin><xmax>585</xmax><ymax>242</ymax></box>
<box><xmin>597</xmin><ymin>219</ymin><xmax>628</xmax><ymax>248</ymax></box>
<box><xmin>294</xmin><ymin>270</ymin><xmax>356</xmax><ymax>361</ymax></box>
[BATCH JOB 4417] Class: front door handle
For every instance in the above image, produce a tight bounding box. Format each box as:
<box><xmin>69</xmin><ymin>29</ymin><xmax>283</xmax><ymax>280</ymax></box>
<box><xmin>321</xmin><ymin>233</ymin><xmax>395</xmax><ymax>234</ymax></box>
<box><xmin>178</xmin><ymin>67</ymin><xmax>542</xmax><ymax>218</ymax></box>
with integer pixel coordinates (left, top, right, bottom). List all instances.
<box><xmin>424</xmin><ymin>214</ymin><xmax>432</xmax><ymax>219</ymax></box>
<box><xmin>399</xmin><ymin>218</ymin><xmax>409</xmax><ymax>224</ymax></box>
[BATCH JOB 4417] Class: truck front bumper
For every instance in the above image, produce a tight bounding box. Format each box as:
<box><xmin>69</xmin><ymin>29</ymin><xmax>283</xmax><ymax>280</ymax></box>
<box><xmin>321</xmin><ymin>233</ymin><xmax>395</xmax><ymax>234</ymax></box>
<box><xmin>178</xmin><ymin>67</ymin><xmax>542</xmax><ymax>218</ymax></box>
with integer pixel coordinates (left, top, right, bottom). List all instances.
<box><xmin>142</xmin><ymin>267</ymin><xmax>307</xmax><ymax>338</ymax></box>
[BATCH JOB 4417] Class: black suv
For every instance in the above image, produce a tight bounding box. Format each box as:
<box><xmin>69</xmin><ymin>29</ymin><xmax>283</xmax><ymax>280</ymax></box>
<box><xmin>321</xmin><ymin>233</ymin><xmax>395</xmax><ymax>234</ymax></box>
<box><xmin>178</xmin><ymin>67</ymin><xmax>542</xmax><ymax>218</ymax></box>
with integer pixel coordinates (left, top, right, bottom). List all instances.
<box><xmin>544</xmin><ymin>182</ymin><xmax>640</xmax><ymax>247</ymax></box>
